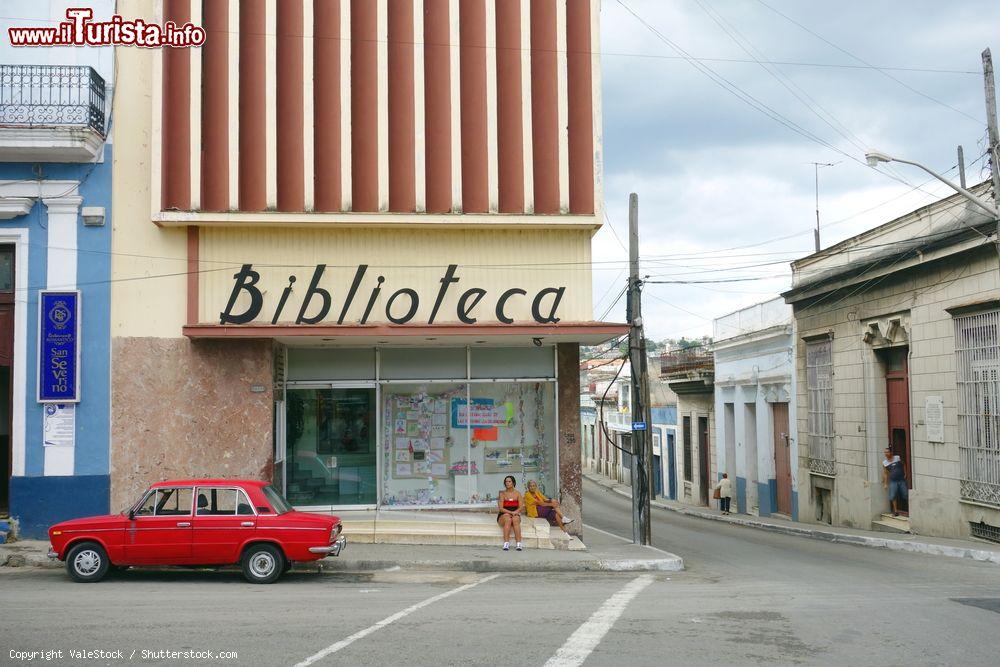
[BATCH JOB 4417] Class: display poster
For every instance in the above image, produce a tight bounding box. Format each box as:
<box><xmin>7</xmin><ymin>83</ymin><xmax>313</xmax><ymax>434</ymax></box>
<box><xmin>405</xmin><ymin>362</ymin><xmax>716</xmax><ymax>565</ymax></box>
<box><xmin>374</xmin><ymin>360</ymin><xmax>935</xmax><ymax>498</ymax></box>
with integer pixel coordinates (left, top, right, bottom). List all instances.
<box><xmin>38</xmin><ymin>290</ymin><xmax>81</xmax><ymax>402</ymax></box>
<box><xmin>452</xmin><ymin>398</ymin><xmax>509</xmax><ymax>428</ymax></box>
<box><xmin>925</xmin><ymin>396</ymin><xmax>944</xmax><ymax>443</ymax></box>
<box><xmin>43</xmin><ymin>403</ymin><xmax>75</xmax><ymax>447</ymax></box>
<box><xmin>391</xmin><ymin>395</ymin><xmax>449</xmax><ymax>479</ymax></box>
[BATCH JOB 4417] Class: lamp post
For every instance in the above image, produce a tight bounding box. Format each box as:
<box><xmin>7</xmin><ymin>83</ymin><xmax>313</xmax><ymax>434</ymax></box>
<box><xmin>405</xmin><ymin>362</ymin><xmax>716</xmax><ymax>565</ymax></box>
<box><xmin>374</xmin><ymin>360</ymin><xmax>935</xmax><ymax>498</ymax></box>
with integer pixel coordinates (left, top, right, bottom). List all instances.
<box><xmin>864</xmin><ymin>151</ymin><xmax>999</xmax><ymax>219</ymax></box>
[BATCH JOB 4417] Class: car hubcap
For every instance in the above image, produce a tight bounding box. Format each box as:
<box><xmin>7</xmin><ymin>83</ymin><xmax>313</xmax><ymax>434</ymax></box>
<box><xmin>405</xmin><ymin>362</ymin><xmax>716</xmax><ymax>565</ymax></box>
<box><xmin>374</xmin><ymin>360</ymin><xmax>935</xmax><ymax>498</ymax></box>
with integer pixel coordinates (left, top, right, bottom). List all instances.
<box><xmin>74</xmin><ymin>550</ymin><xmax>101</xmax><ymax>576</ymax></box>
<box><xmin>250</xmin><ymin>552</ymin><xmax>275</xmax><ymax>578</ymax></box>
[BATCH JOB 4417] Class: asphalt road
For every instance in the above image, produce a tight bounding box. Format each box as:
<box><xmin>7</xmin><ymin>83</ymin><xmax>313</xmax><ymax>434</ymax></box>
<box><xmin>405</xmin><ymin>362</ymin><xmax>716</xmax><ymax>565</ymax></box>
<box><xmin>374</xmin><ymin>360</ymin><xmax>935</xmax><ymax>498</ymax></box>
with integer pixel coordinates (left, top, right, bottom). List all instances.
<box><xmin>2</xmin><ymin>478</ymin><xmax>999</xmax><ymax>667</ymax></box>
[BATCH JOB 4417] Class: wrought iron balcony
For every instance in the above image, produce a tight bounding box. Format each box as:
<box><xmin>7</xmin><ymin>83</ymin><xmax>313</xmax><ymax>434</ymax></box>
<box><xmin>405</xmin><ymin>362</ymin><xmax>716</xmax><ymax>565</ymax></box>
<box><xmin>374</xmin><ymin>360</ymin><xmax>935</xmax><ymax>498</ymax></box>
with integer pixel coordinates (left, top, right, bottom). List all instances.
<box><xmin>0</xmin><ymin>64</ymin><xmax>107</xmax><ymax>162</ymax></box>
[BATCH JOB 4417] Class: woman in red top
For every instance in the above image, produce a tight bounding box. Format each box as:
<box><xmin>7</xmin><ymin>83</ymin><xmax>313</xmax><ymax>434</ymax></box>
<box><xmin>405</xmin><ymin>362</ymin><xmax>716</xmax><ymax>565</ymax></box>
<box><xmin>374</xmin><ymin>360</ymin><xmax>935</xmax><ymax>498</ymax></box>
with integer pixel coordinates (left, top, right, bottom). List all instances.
<box><xmin>497</xmin><ymin>475</ymin><xmax>524</xmax><ymax>551</ymax></box>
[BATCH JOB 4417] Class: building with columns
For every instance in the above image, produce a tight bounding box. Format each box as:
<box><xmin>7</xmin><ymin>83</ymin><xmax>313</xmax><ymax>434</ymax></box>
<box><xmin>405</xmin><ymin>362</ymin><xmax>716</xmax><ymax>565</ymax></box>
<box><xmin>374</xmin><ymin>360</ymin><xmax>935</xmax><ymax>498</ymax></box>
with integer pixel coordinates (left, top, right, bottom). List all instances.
<box><xmin>110</xmin><ymin>0</ymin><xmax>619</xmax><ymax>530</ymax></box>
<box><xmin>0</xmin><ymin>2</ymin><xmax>115</xmax><ymax>537</ymax></box>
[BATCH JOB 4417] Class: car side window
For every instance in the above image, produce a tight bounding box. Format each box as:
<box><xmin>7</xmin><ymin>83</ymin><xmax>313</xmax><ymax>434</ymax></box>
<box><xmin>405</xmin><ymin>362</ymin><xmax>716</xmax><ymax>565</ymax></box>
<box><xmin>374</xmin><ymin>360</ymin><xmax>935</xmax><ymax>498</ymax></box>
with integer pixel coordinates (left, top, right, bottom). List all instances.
<box><xmin>196</xmin><ymin>488</ymin><xmax>252</xmax><ymax>516</ymax></box>
<box><xmin>154</xmin><ymin>488</ymin><xmax>192</xmax><ymax>516</ymax></box>
<box><xmin>135</xmin><ymin>491</ymin><xmax>157</xmax><ymax>516</ymax></box>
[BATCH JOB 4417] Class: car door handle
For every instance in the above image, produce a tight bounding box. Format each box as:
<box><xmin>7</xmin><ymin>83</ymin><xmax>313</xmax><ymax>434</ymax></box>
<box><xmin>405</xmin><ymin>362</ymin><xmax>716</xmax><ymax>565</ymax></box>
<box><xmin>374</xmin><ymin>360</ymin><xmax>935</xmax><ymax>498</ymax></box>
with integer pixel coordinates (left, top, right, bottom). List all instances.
<box><xmin>177</xmin><ymin>522</ymin><xmax>191</xmax><ymax>527</ymax></box>
<box><xmin>241</xmin><ymin>521</ymin><xmax>254</xmax><ymax>527</ymax></box>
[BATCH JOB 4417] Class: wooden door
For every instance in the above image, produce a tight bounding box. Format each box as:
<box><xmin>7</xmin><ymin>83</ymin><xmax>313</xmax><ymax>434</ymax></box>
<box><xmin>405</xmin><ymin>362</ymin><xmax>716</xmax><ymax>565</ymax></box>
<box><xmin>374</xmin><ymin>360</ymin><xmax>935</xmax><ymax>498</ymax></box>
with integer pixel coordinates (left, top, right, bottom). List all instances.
<box><xmin>772</xmin><ymin>402</ymin><xmax>792</xmax><ymax>515</ymax></box>
<box><xmin>698</xmin><ymin>416</ymin><xmax>710</xmax><ymax>506</ymax></box>
<box><xmin>885</xmin><ymin>348</ymin><xmax>912</xmax><ymax>491</ymax></box>
<box><xmin>0</xmin><ymin>245</ymin><xmax>13</xmax><ymax>512</ymax></box>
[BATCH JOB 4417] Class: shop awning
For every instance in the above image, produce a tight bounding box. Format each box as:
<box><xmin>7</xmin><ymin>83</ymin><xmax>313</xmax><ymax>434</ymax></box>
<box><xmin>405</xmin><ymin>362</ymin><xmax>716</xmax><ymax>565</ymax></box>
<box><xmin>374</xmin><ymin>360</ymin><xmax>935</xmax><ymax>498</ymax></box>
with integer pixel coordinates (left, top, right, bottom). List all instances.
<box><xmin>182</xmin><ymin>322</ymin><xmax>629</xmax><ymax>346</ymax></box>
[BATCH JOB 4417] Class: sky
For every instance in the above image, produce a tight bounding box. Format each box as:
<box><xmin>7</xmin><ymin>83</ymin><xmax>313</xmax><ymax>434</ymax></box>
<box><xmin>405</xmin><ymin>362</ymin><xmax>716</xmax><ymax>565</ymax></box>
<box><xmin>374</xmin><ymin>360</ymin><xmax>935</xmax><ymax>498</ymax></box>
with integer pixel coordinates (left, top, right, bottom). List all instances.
<box><xmin>595</xmin><ymin>0</ymin><xmax>998</xmax><ymax>343</ymax></box>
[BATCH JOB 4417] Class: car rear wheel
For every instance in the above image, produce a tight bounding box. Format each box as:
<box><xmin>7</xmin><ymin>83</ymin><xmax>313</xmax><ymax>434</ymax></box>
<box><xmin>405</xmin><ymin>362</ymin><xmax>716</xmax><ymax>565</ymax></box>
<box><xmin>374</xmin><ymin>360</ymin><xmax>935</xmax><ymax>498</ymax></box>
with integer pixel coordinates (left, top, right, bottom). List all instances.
<box><xmin>66</xmin><ymin>542</ymin><xmax>110</xmax><ymax>583</ymax></box>
<box><xmin>241</xmin><ymin>543</ymin><xmax>284</xmax><ymax>584</ymax></box>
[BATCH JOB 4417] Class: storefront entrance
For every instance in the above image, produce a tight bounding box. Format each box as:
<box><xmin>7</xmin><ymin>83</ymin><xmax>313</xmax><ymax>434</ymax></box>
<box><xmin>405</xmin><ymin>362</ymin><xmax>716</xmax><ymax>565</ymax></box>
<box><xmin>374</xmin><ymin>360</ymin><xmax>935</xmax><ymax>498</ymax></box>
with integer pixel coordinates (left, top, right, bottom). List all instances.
<box><xmin>285</xmin><ymin>386</ymin><xmax>377</xmax><ymax>507</ymax></box>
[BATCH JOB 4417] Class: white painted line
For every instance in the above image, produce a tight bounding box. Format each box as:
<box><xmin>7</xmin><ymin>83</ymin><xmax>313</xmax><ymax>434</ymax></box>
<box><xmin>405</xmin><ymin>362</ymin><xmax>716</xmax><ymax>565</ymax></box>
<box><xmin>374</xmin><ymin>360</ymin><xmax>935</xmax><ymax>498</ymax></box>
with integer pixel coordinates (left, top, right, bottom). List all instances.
<box><xmin>543</xmin><ymin>574</ymin><xmax>655</xmax><ymax>667</ymax></box>
<box><xmin>583</xmin><ymin>523</ymin><xmax>676</xmax><ymax>557</ymax></box>
<box><xmin>294</xmin><ymin>573</ymin><xmax>501</xmax><ymax>667</ymax></box>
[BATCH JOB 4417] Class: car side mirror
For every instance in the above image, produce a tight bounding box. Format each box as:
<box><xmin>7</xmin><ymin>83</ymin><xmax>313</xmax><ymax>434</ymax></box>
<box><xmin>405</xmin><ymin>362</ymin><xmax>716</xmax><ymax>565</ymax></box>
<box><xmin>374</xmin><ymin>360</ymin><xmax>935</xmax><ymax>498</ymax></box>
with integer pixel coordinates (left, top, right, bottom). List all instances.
<box><xmin>256</xmin><ymin>506</ymin><xmax>271</xmax><ymax>514</ymax></box>
<box><xmin>128</xmin><ymin>509</ymin><xmax>135</xmax><ymax>521</ymax></box>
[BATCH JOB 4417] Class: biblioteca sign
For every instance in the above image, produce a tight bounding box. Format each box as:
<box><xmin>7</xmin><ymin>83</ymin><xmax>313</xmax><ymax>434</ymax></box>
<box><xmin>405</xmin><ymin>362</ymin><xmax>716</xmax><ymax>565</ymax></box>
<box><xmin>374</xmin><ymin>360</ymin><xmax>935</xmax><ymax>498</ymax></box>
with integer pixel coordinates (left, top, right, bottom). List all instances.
<box><xmin>220</xmin><ymin>264</ymin><xmax>567</xmax><ymax>326</ymax></box>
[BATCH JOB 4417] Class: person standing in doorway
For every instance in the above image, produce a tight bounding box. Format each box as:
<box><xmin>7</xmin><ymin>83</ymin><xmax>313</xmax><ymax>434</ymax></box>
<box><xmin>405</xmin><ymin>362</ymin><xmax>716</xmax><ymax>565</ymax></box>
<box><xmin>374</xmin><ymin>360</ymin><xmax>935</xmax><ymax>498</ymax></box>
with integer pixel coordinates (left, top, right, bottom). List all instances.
<box><xmin>882</xmin><ymin>447</ymin><xmax>908</xmax><ymax>517</ymax></box>
<box><xmin>714</xmin><ymin>473</ymin><xmax>733</xmax><ymax>515</ymax></box>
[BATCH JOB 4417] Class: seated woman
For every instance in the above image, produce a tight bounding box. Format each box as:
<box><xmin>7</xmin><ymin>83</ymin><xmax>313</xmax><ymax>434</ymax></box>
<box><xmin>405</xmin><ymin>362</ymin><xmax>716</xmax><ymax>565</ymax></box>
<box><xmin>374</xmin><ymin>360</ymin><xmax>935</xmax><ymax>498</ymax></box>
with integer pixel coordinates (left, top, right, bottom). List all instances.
<box><xmin>524</xmin><ymin>480</ymin><xmax>574</xmax><ymax>530</ymax></box>
<box><xmin>497</xmin><ymin>475</ymin><xmax>524</xmax><ymax>551</ymax></box>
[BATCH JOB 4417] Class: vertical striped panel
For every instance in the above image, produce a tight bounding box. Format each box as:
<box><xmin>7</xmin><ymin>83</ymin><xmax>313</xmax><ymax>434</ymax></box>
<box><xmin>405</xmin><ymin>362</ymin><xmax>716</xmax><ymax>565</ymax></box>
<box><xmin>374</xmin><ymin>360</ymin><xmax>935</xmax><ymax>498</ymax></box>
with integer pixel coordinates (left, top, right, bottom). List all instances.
<box><xmin>377</xmin><ymin>0</ymin><xmax>390</xmax><ymax>211</ymax></box>
<box><xmin>589</xmin><ymin>0</ymin><xmax>602</xmax><ymax>217</ymax></box>
<box><xmin>448</xmin><ymin>0</ymin><xmax>462</xmax><ymax>211</ymax></box>
<box><xmin>520</xmin><ymin>0</ymin><xmax>534</xmax><ymax>213</ymax></box>
<box><xmin>530</xmin><ymin>0</ymin><xmax>559</xmax><ymax>214</ymax></box>
<box><xmin>302</xmin><ymin>0</ymin><xmax>315</xmax><ymax>210</ymax></box>
<box><xmin>227</xmin><ymin>0</ymin><xmax>240</xmax><ymax>210</ymax></box>
<box><xmin>555</xmin><ymin>0</ymin><xmax>569</xmax><ymax>213</ymax></box>
<box><xmin>238</xmin><ymin>0</ymin><xmax>266</xmax><ymax>211</ymax></box>
<box><xmin>162</xmin><ymin>0</ymin><xmax>191</xmax><ymax>210</ymax></box>
<box><xmin>413</xmin><ymin>0</ymin><xmax>426</xmax><ymax>212</ymax></box>
<box><xmin>496</xmin><ymin>0</ymin><xmax>524</xmax><ymax>213</ymax></box>
<box><xmin>566</xmin><ymin>0</ymin><xmax>594</xmax><ymax>214</ymax></box>
<box><xmin>351</xmin><ymin>0</ymin><xmax>378</xmax><ymax>211</ymax></box>
<box><xmin>189</xmin><ymin>0</ymin><xmax>202</xmax><ymax>210</ymax></box>
<box><xmin>423</xmin><ymin>0</ymin><xmax>452</xmax><ymax>214</ymax></box>
<box><xmin>265</xmin><ymin>0</ymin><xmax>278</xmax><ymax>208</ymax></box>
<box><xmin>388</xmin><ymin>0</ymin><xmax>416</xmax><ymax>212</ymax></box>
<box><xmin>340</xmin><ymin>0</ymin><xmax>352</xmax><ymax>210</ymax></box>
<box><xmin>313</xmin><ymin>0</ymin><xmax>342</xmax><ymax>211</ymax></box>
<box><xmin>277</xmin><ymin>0</ymin><xmax>305</xmax><ymax>211</ymax></box>
<box><xmin>459</xmin><ymin>0</ymin><xmax>487</xmax><ymax>213</ymax></box>
<box><xmin>202</xmin><ymin>0</ymin><xmax>229</xmax><ymax>211</ymax></box>
<box><xmin>484</xmin><ymin>0</ymin><xmax>498</xmax><ymax>212</ymax></box>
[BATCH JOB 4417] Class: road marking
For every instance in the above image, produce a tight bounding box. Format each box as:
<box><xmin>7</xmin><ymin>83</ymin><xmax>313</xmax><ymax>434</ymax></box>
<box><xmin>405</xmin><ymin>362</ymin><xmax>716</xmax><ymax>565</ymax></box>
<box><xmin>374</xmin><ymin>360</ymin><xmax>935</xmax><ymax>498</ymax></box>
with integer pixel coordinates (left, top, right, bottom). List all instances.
<box><xmin>293</xmin><ymin>573</ymin><xmax>501</xmax><ymax>666</ymax></box>
<box><xmin>583</xmin><ymin>523</ymin><xmax>676</xmax><ymax>557</ymax></box>
<box><xmin>543</xmin><ymin>574</ymin><xmax>655</xmax><ymax>667</ymax></box>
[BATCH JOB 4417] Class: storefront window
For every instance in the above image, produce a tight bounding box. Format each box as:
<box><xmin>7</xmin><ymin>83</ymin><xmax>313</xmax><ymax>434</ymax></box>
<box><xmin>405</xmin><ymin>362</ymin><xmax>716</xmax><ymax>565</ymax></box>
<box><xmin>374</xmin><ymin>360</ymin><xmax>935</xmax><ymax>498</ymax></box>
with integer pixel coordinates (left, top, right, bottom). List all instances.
<box><xmin>380</xmin><ymin>380</ymin><xmax>556</xmax><ymax>506</ymax></box>
<box><xmin>286</xmin><ymin>387</ymin><xmax>377</xmax><ymax>506</ymax></box>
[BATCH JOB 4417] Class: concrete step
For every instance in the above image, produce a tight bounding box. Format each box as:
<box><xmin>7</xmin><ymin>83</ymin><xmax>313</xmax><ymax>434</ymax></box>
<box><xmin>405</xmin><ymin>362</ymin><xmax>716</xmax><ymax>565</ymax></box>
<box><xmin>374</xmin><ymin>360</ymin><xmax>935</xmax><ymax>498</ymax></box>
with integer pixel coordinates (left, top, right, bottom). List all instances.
<box><xmin>872</xmin><ymin>513</ymin><xmax>911</xmax><ymax>534</ymax></box>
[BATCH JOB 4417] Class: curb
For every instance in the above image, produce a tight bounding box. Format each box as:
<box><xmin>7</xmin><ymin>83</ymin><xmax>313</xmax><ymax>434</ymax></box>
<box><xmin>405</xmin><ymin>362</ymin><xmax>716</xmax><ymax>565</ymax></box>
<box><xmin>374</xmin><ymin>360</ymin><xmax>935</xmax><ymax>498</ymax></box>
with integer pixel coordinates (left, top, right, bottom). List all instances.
<box><xmin>586</xmin><ymin>473</ymin><xmax>1000</xmax><ymax>566</ymax></box>
<box><xmin>312</xmin><ymin>557</ymin><xmax>683</xmax><ymax>573</ymax></box>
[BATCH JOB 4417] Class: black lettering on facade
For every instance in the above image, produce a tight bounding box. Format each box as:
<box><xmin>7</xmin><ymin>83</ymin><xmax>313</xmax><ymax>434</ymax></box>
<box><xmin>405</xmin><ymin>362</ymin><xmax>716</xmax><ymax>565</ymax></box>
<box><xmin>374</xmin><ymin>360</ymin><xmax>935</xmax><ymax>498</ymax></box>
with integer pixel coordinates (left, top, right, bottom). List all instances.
<box><xmin>495</xmin><ymin>288</ymin><xmax>527</xmax><ymax>324</ymax></box>
<box><xmin>338</xmin><ymin>264</ymin><xmax>368</xmax><ymax>324</ymax></box>
<box><xmin>386</xmin><ymin>288</ymin><xmax>420</xmax><ymax>324</ymax></box>
<box><xmin>428</xmin><ymin>264</ymin><xmax>460</xmax><ymax>324</ymax></box>
<box><xmin>457</xmin><ymin>288</ymin><xmax>487</xmax><ymax>324</ymax></box>
<box><xmin>271</xmin><ymin>275</ymin><xmax>297</xmax><ymax>324</ymax></box>
<box><xmin>220</xmin><ymin>264</ymin><xmax>263</xmax><ymax>324</ymax></box>
<box><xmin>531</xmin><ymin>287</ymin><xmax>565</xmax><ymax>323</ymax></box>
<box><xmin>361</xmin><ymin>276</ymin><xmax>386</xmax><ymax>324</ymax></box>
<box><xmin>295</xmin><ymin>264</ymin><xmax>332</xmax><ymax>324</ymax></box>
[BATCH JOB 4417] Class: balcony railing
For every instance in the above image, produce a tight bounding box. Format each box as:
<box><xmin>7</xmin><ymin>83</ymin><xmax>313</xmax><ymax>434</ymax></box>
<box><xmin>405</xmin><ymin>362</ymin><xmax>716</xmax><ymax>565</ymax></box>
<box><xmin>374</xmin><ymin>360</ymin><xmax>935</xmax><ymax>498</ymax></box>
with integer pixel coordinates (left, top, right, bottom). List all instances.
<box><xmin>0</xmin><ymin>65</ymin><xmax>106</xmax><ymax>136</ymax></box>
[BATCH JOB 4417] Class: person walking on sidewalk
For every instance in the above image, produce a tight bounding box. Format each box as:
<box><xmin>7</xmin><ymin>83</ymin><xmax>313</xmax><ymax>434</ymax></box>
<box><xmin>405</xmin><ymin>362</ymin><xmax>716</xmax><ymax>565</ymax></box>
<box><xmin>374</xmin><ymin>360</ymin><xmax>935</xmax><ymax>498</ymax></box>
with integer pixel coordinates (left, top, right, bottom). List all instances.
<box><xmin>714</xmin><ymin>473</ymin><xmax>733</xmax><ymax>515</ymax></box>
<box><xmin>882</xmin><ymin>447</ymin><xmax>908</xmax><ymax>517</ymax></box>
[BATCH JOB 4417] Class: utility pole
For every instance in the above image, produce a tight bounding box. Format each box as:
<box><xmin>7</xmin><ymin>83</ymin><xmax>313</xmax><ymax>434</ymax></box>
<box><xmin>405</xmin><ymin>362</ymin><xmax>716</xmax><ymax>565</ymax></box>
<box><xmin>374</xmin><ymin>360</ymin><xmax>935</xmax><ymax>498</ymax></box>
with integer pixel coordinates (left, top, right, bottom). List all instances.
<box><xmin>627</xmin><ymin>193</ymin><xmax>652</xmax><ymax>545</ymax></box>
<box><xmin>811</xmin><ymin>162</ymin><xmax>835</xmax><ymax>252</ymax></box>
<box><xmin>982</xmin><ymin>49</ymin><xmax>1000</xmax><ymax>271</ymax></box>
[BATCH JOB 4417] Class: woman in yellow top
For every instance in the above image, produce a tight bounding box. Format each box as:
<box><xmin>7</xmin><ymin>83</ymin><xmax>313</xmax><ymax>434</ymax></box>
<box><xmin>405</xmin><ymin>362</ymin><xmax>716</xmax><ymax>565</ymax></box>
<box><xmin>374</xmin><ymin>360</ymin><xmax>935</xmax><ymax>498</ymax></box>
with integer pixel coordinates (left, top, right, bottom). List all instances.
<box><xmin>523</xmin><ymin>480</ymin><xmax>573</xmax><ymax>530</ymax></box>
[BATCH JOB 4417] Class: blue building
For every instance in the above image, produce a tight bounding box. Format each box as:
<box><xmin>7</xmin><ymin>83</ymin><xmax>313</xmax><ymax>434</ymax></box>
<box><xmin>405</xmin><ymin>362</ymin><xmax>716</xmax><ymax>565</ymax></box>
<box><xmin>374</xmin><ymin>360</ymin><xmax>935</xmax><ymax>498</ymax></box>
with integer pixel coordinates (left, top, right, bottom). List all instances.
<box><xmin>0</xmin><ymin>60</ymin><xmax>113</xmax><ymax>538</ymax></box>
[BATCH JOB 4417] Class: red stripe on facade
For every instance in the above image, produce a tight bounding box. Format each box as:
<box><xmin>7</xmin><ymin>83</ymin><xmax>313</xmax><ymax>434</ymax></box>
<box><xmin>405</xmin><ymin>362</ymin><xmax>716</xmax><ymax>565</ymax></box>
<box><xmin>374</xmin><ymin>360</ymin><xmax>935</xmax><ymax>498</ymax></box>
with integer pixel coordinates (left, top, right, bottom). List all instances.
<box><xmin>495</xmin><ymin>0</ymin><xmax>524</xmax><ymax>213</ymax></box>
<box><xmin>388</xmin><ymin>0</ymin><xmax>416</xmax><ymax>212</ymax></box>
<box><xmin>313</xmin><ymin>0</ymin><xmax>342</xmax><ymax>211</ymax></box>
<box><xmin>423</xmin><ymin>0</ymin><xmax>452</xmax><ymax>214</ymax></box>
<box><xmin>239</xmin><ymin>0</ymin><xmax>267</xmax><ymax>211</ymax></box>
<box><xmin>530</xmin><ymin>0</ymin><xmax>559</xmax><ymax>215</ymax></box>
<box><xmin>351</xmin><ymin>0</ymin><xmax>379</xmax><ymax>212</ymax></box>
<box><xmin>201</xmin><ymin>0</ymin><xmax>229</xmax><ymax>212</ymax></box>
<box><xmin>459</xmin><ymin>0</ymin><xmax>488</xmax><ymax>213</ymax></box>
<box><xmin>566</xmin><ymin>0</ymin><xmax>594</xmax><ymax>215</ymax></box>
<box><xmin>277</xmin><ymin>0</ymin><xmax>305</xmax><ymax>211</ymax></box>
<box><xmin>162</xmin><ymin>0</ymin><xmax>191</xmax><ymax>211</ymax></box>
<box><xmin>184</xmin><ymin>323</ymin><xmax>630</xmax><ymax>339</ymax></box>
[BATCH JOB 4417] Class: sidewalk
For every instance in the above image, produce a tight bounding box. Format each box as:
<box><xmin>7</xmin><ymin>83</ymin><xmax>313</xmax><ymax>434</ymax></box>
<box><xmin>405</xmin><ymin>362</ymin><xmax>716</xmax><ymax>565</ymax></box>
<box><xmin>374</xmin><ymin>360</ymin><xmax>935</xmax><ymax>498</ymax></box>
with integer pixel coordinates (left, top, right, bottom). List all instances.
<box><xmin>0</xmin><ymin>529</ymin><xmax>683</xmax><ymax>574</ymax></box>
<box><xmin>584</xmin><ymin>471</ymin><xmax>1000</xmax><ymax>566</ymax></box>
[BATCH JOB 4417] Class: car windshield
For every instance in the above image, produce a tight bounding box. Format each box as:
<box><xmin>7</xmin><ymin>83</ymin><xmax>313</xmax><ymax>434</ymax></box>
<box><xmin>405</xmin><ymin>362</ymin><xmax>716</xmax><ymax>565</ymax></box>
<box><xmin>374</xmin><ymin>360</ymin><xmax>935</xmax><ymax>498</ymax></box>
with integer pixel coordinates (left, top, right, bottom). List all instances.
<box><xmin>262</xmin><ymin>485</ymin><xmax>294</xmax><ymax>515</ymax></box>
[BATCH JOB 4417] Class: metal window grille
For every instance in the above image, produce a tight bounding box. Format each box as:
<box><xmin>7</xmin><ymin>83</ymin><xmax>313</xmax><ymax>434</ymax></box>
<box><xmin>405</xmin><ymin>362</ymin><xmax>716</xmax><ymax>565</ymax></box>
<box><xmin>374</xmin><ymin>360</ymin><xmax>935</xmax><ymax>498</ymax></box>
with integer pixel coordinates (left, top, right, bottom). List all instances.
<box><xmin>682</xmin><ymin>416</ymin><xmax>692</xmax><ymax>482</ymax></box>
<box><xmin>969</xmin><ymin>521</ymin><xmax>1000</xmax><ymax>544</ymax></box>
<box><xmin>806</xmin><ymin>339</ymin><xmax>835</xmax><ymax>475</ymax></box>
<box><xmin>0</xmin><ymin>64</ymin><xmax>106</xmax><ymax>135</ymax></box>
<box><xmin>955</xmin><ymin>309</ymin><xmax>1000</xmax><ymax>507</ymax></box>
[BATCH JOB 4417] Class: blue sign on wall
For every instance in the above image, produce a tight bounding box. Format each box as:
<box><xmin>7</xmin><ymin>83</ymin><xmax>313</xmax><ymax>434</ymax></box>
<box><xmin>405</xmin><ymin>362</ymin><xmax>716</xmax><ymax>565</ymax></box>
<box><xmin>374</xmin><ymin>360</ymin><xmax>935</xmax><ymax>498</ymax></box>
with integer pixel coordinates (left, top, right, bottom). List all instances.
<box><xmin>38</xmin><ymin>290</ymin><xmax>81</xmax><ymax>403</ymax></box>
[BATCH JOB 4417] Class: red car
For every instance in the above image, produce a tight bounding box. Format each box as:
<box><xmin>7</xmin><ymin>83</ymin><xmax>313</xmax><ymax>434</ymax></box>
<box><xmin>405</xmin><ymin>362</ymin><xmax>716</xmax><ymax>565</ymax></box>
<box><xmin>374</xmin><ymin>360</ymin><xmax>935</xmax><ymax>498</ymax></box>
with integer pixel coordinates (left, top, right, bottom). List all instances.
<box><xmin>47</xmin><ymin>479</ymin><xmax>346</xmax><ymax>584</ymax></box>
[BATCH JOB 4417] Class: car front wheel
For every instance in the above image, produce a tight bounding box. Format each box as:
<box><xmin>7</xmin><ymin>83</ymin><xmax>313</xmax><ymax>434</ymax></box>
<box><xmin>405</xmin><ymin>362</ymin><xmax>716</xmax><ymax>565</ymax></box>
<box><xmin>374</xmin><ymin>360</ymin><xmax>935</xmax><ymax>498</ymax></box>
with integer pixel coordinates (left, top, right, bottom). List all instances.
<box><xmin>241</xmin><ymin>543</ymin><xmax>284</xmax><ymax>584</ymax></box>
<box><xmin>66</xmin><ymin>542</ymin><xmax>110</xmax><ymax>583</ymax></box>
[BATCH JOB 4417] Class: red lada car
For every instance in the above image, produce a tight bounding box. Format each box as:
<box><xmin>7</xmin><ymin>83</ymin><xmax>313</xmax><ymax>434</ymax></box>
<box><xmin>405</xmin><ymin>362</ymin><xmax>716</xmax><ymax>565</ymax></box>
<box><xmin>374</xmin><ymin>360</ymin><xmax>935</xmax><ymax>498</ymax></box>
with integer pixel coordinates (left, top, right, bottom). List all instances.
<box><xmin>47</xmin><ymin>479</ymin><xmax>346</xmax><ymax>584</ymax></box>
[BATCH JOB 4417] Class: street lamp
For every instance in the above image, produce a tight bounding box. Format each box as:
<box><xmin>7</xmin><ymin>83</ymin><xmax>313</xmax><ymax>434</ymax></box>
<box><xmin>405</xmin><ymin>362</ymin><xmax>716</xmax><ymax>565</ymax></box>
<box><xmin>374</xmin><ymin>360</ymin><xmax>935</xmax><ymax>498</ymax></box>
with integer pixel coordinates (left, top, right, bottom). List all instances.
<box><xmin>864</xmin><ymin>150</ymin><xmax>999</xmax><ymax>219</ymax></box>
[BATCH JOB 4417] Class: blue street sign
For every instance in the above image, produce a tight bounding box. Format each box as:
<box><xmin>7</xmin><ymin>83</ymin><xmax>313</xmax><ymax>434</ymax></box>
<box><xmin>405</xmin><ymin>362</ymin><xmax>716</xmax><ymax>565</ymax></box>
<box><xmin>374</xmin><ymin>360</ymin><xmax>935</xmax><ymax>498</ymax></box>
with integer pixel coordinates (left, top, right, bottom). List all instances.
<box><xmin>632</xmin><ymin>421</ymin><xmax>647</xmax><ymax>431</ymax></box>
<box><xmin>38</xmin><ymin>290</ymin><xmax>81</xmax><ymax>403</ymax></box>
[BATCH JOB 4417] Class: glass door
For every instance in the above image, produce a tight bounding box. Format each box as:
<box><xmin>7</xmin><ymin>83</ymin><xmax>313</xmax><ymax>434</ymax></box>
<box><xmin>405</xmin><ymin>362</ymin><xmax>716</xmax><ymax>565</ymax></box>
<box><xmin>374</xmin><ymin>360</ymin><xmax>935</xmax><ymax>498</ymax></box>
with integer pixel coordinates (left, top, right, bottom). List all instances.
<box><xmin>285</xmin><ymin>386</ymin><xmax>377</xmax><ymax>507</ymax></box>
